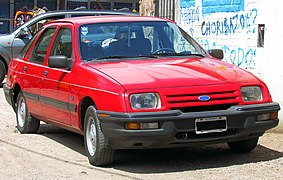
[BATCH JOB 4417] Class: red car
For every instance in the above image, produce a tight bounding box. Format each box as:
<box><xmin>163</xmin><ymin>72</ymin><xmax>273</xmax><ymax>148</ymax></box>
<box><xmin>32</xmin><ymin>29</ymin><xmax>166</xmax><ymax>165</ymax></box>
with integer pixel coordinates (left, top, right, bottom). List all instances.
<box><xmin>3</xmin><ymin>16</ymin><xmax>280</xmax><ymax>166</ymax></box>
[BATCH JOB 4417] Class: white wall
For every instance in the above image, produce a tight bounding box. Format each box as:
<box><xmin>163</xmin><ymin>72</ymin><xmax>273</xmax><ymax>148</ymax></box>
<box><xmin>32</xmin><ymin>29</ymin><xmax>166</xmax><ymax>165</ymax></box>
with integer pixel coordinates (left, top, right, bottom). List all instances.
<box><xmin>178</xmin><ymin>0</ymin><xmax>283</xmax><ymax>131</ymax></box>
<box><xmin>259</xmin><ymin>0</ymin><xmax>283</xmax><ymax>132</ymax></box>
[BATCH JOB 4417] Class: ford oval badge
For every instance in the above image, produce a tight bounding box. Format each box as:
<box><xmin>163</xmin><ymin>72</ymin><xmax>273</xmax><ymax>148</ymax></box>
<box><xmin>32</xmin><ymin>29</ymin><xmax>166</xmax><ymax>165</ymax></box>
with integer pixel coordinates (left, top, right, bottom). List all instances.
<box><xmin>198</xmin><ymin>95</ymin><xmax>210</xmax><ymax>101</ymax></box>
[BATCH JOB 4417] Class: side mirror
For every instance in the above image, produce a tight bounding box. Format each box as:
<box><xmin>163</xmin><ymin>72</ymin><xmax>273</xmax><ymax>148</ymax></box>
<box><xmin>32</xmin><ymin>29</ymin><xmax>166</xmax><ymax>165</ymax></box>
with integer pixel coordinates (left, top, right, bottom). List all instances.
<box><xmin>208</xmin><ymin>49</ymin><xmax>224</xmax><ymax>60</ymax></box>
<box><xmin>48</xmin><ymin>55</ymin><xmax>69</xmax><ymax>69</ymax></box>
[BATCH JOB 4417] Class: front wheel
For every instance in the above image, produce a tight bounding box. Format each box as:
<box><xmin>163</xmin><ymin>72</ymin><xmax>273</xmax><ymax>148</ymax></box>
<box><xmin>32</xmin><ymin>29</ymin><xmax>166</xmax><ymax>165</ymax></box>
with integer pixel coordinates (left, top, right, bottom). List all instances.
<box><xmin>16</xmin><ymin>91</ymin><xmax>40</xmax><ymax>133</ymax></box>
<box><xmin>228</xmin><ymin>137</ymin><xmax>259</xmax><ymax>152</ymax></box>
<box><xmin>84</xmin><ymin>106</ymin><xmax>115</xmax><ymax>166</ymax></box>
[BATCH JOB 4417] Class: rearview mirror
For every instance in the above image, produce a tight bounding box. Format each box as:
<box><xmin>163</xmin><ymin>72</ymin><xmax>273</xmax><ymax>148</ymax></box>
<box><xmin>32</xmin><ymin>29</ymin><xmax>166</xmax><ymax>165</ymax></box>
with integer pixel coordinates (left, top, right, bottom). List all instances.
<box><xmin>208</xmin><ymin>49</ymin><xmax>224</xmax><ymax>60</ymax></box>
<box><xmin>48</xmin><ymin>55</ymin><xmax>69</xmax><ymax>69</ymax></box>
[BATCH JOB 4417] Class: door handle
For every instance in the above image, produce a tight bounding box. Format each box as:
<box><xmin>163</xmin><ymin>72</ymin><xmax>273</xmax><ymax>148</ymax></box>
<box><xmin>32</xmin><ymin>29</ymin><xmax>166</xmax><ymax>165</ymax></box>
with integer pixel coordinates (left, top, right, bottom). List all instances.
<box><xmin>23</xmin><ymin>66</ymin><xmax>27</xmax><ymax>72</ymax></box>
<box><xmin>43</xmin><ymin>70</ymin><xmax>48</xmax><ymax>76</ymax></box>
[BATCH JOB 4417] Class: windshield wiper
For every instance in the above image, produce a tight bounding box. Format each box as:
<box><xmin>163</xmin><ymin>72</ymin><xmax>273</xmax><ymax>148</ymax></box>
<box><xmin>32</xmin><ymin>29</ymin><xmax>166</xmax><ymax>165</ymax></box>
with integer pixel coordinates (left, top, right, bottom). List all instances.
<box><xmin>186</xmin><ymin>53</ymin><xmax>206</xmax><ymax>57</ymax></box>
<box><xmin>93</xmin><ymin>55</ymin><xmax>159</xmax><ymax>61</ymax></box>
<box><xmin>135</xmin><ymin>55</ymin><xmax>158</xmax><ymax>58</ymax></box>
<box><xmin>95</xmin><ymin>55</ymin><xmax>134</xmax><ymax>60</ymax></box>
<box><xmin>151</xmin><ymin>52</ymin><xmax>205</xmax><ymax>57</ymax></box>
<box><xmin>86</xmin><ymin>53</ymin><xmax>198</xmax><ymax>61</ymax></box>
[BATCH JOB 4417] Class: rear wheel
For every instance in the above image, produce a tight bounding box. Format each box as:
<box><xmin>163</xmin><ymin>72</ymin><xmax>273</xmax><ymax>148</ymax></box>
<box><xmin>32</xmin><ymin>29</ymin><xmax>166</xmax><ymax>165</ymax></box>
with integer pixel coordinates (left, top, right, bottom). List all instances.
<box><xmin>16</xmin><ymin>91</ymin><xmax>40</xmax><ymax>133</ymax></box>
<box><xmin>0</xmin><ymin>60</ymin><xmax>6</xmax><ymax>83</ymax></box>
<box><xmin>84</xmin><ymin>106</ymin><xmax>115</xmax><ymax>166</ymax></box>
<box><xmin>228</xmin><ymin>137</ymin><xmax>259</xmax><ymax>152</ymax></box>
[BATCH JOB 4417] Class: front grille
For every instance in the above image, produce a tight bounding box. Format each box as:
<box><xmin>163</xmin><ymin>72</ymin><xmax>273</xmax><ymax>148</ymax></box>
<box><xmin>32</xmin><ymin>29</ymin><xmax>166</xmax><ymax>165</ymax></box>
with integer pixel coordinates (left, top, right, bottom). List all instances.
<box><xmin>172</xmin><ymin>104</ymin><xmax>236</xmax><ymax>113</ymax></box>
<box><xmin>164</xmin><ymin>88</ymin><xmax>240</xmax><ymax>112</ymax></box>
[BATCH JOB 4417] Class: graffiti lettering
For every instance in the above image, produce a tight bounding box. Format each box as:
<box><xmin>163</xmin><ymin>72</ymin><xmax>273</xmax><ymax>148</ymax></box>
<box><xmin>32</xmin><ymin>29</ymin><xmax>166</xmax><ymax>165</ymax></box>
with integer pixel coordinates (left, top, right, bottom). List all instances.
<box><xmin>180</xmin><ymin>7</ymin><xmax>200</xmax><ymax>26</ymax></box>
<box><xmin>195</xmin><ymin>39</ymin><xmax>256</xmax><ymax>69</ymax></box>
<box><xmin>201</xmin><ymin>8</ymin><xmax>258</xmax><ymax>36</ymax></box>
<box><xmin>222</xmin><ymin>45</ymin><xmax>256</xmax><ymax>68</ymax></box>
<box><xmin>179</xmin><ymin>1</ymin><xmax>258</xmax><ymax>70</ymax></box>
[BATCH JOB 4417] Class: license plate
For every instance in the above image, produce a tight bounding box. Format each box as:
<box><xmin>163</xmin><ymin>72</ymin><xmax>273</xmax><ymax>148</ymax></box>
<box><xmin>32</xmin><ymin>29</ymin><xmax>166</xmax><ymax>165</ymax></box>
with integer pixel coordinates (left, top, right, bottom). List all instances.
<box><xmin>195</xmin><ymin>116</ymin><xmax>227</xmax><ymax>134</ymax></box>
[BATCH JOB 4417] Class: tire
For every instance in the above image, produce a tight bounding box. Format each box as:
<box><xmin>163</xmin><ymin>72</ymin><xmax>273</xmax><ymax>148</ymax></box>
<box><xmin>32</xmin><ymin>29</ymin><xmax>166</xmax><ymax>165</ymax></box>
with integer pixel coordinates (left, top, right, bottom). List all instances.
<box><xmin>84</xmin><ymin>106</ymin><xmax>115</xmax><ymax>166</ymax></box>
<box><xmin>16</xmin><ymin>91</ymin><xmax>40</xmax><ymax>133</ymax></box>
<box><xmin>228</xmin><ymin>137</ymin><xmax>259</xmax><ymax>152</ymax></box>
<box><xmin>0</xmin><ymin>60</ymin><xmax>6</xmax><ymax>83</ymax></box>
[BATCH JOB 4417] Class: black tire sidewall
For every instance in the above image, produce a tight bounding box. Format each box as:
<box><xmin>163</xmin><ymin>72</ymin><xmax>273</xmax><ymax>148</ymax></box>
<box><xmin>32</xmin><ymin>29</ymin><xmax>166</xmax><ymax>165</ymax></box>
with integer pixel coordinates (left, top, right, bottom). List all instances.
<box><xmin>0</xmin><ymin>60</ymin><xmax>6</xmax><ymax>83</ymax></box>
<box><xmin>228</xmin><ymin>137</ymin><xmax>259</xmax><ymax>152</ymax></box>
<box><xmin>83</xmin><ymin>106</ymin><xmax>114</xmax><ymax>166</ymax></box>
<box><xmin>83</xmin><ymin>106</ymin><xmax>100</xmax><ymax>161</ymax></box>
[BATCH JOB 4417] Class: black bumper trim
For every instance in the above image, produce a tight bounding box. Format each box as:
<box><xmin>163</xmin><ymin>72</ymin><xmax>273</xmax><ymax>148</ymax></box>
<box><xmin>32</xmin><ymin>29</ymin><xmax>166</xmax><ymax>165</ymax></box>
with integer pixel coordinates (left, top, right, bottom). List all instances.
<box><xmin>97</xmin><ymin>102</ymin><xmax>280</xmax><ymax>149</ymax></box>
<box><xmin>23</xmin><ymin>91</ymin><xmax>77</xmax><ymax>113</ymax></box>
<box><xmin>97</xmin><ymin>102</ymin><xmax>280</xmax><ymax>122</ymax></box>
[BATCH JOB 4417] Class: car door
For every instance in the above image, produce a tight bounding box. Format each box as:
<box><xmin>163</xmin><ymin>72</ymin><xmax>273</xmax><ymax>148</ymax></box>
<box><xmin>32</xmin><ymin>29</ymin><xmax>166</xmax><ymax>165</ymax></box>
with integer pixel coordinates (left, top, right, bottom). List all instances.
<box><xmin>22</xmin><ymin>27</ymin><xmax>57</xmax><ymax>117</ymax></box>
<box><xmin>40</xmin><ymin>26</ymin><xmax>73</xmax><ymax>125</ymax></box>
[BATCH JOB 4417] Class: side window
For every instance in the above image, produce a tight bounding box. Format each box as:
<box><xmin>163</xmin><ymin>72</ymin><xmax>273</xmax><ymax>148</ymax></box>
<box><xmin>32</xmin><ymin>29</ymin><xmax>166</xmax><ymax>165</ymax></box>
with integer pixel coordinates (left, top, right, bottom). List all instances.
<box><xmin>28</xmin><ymin>15</ymin><xmax>65</xmax><ymax>36</ymax></box>
<box><xmin>18</xmin><ymin>33</ymin><xmax>39</xmax><ymax>58</ymax></box>
<box><xmin>50</xmin><ymin>28</ymin><xmax>72</xmax><ymax>58</ymax></box>
<box><xmin>29</xmin><ymin>28</ymin><xmax>56</xmax><ymax>64</ymax></box>
<box><xmin>143</xmin><ymin>26</ymin><xmax>161</xmax><ymax>52</ymax></box>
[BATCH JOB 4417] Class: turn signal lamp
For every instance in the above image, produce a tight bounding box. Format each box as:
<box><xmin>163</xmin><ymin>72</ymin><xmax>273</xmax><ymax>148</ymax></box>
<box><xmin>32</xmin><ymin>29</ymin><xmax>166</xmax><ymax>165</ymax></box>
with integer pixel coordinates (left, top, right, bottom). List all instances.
<box><xmin>270</xmin><ymin>112</ymin><xmax>278</xmax><ymax>120</ymax></box>
<box><xmin>256</xmin><ymin>112</ymin><xmax>278</xmax><ymax>121</ymax></box>
<box><xmin>125</xmin><ymin>122</ymin><xmax>158</xmax><ymax>130</ymax></box>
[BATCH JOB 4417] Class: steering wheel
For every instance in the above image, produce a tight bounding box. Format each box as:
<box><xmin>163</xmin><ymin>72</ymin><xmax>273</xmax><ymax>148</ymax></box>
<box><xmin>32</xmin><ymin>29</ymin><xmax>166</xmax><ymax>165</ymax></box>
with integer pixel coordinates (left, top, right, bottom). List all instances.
<box><xmin>153</xmin><ymin>48</ymin><xmax>175</xmax><ymax>54</ymax></box>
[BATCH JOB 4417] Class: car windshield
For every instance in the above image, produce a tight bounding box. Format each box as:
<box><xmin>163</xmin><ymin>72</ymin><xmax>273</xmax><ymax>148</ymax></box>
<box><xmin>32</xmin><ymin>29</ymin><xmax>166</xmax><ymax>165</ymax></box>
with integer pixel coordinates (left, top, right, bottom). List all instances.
<box><xmin>79</xmin><ymin>21</ymin><xmax>207</xmax><ymax>61</ymax></box>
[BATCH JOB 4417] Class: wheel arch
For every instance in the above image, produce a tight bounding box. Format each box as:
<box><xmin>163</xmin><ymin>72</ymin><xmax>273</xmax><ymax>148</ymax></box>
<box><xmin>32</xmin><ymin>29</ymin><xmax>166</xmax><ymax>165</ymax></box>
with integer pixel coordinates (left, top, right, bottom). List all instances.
<box><xmin>12</xmin><ymin>83</ymin><xmax>22</xmax><ymax>110</ymax></box>
<box><xmin>79</xmin><ymin>96</ymin><xmax>96</xmax><ymax>131</ymax></box>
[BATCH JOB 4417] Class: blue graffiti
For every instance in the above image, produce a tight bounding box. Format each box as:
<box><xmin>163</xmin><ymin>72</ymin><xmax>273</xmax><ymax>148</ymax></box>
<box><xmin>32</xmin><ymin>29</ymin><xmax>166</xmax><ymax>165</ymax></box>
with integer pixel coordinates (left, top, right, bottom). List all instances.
<box><xmin>180</xmin><ymin>6</ymin><xmax>200</xmax><ymax>36</ymax></box>
<box><xmin>195</xmin><ymin>39</ymin><xmax>256</xmax><ymax>68</ymax></box>
<box><xmin>180</xmin><ymin>7</ymin><xmax>200</xmax><ymax>25</ymax></box>
<box><xmin>222</xmin><ymin>45</ymin><xmax>256</xmax><ymax>68</ymax></box>
<box><xmin>197</xmin><ymin>39</ymin><xmax>217</xmax><ymax>51</ymax></box>
<box><xmin>201</xmin><ymin>8</ymin><xmax>257</xmax><ymax>36</ymax></box>
<box><xmin>202</xmin><ymin>0</ymin><xmax>244</xmax><ymax>14</ymax></box>
<box><xmin>180</xmin><ymin>0</ymin><xmax>195</xmax><ymax>8</ymax></box>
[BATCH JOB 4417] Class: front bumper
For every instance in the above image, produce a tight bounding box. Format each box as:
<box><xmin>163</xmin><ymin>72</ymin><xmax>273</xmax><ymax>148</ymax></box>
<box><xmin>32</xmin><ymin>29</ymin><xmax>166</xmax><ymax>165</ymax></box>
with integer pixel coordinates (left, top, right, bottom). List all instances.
<box><xmin>97</xmin><ymin>102</ymin><xmax>280</xmax><ymax>149</ymax></box>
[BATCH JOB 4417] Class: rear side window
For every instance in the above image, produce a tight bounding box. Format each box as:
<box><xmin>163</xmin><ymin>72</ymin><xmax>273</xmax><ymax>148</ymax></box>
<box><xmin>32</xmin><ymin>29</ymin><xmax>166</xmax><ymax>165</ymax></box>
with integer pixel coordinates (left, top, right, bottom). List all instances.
<box><xmin>29</xmin><ymin>28</ymin><xmax>56</xmax><ymax>64</ymax></box>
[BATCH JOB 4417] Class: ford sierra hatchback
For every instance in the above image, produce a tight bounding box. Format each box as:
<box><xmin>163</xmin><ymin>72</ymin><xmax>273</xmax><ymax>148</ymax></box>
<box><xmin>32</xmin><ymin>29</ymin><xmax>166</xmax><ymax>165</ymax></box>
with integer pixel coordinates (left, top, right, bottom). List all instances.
<box><xmin>4</xmin><ymin>16</ymin><xmax>280</xmax><ymax>166</ymax></box>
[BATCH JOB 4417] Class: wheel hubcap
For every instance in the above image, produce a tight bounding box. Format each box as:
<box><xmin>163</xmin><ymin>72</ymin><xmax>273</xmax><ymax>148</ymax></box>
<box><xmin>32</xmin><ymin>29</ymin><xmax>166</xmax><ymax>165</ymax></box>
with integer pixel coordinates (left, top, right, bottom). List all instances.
<box><xmin>17</xmin><ymin>97</ymin><xmax>26</xmax><ymax>128</ymax></box>
<box><xmin>86</xmin><ymin>116</ymin><xmax>97</xmax><ymax>156</ymax></box>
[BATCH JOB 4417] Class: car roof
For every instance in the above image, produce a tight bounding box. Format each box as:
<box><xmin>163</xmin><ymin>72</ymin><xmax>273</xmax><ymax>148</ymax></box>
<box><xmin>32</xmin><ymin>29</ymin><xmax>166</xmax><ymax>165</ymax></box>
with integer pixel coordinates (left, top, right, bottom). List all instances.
<box><xmin>49</xmin><ymin>15</ymin><xmax>169</xmax><ymax>25</ymax></box>
<box><xmin>33</xmin><ymin>9</ymin><xmax>138</xmax><ymax>17</ymax></box>
<box><xmin>12</xmin><ymin>10</ymin><xmax>138</xmax><ymax>34</ymax></box>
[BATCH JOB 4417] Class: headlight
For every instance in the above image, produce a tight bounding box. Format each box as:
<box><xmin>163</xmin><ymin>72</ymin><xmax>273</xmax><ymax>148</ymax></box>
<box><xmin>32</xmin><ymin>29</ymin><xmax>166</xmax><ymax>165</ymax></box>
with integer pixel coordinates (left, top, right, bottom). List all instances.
<box><xmin>130</xmin><ymin>93</ymin><xmax>161</xmax><ymax>110</ymax></box>
<box><xmin>240</xmin><ymin>86</ymin><xmax>263</xmax><ymax>102</ymax></box>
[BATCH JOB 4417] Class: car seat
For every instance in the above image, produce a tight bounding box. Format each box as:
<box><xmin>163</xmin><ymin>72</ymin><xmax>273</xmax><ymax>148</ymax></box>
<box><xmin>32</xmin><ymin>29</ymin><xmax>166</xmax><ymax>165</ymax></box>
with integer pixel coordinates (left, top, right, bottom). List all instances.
<box><xmin>128</xmin><ymin>38</ymin><xmax>152</xmax><ymax>56</ymax></box>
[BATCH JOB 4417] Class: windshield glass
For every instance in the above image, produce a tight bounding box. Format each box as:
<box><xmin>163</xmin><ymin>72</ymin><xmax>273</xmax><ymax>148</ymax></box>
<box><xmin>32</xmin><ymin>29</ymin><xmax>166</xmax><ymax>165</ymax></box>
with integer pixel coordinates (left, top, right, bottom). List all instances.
<box><xmin>79</xmin><ymin>21</ymin><xmax>207</xmax><ymax>61</ymax></box>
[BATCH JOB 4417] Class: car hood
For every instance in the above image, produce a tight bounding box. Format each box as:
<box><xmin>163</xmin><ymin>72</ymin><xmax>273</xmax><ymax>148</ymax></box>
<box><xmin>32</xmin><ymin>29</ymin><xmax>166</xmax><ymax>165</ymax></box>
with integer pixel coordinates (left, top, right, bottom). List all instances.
<box><xmin>0</xmin><ymin>33</ymin><xmax>9</xmax><ymax>36</ymax></box>
<box><xmin>0</xmin><ymin>33</ymin><xmax>14</xmax><ymax>48</ymax></box>
<box><xmin>87</xmin><ymin>57</ymin><xmax>258</xmax><ymax>90</ymax></box>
